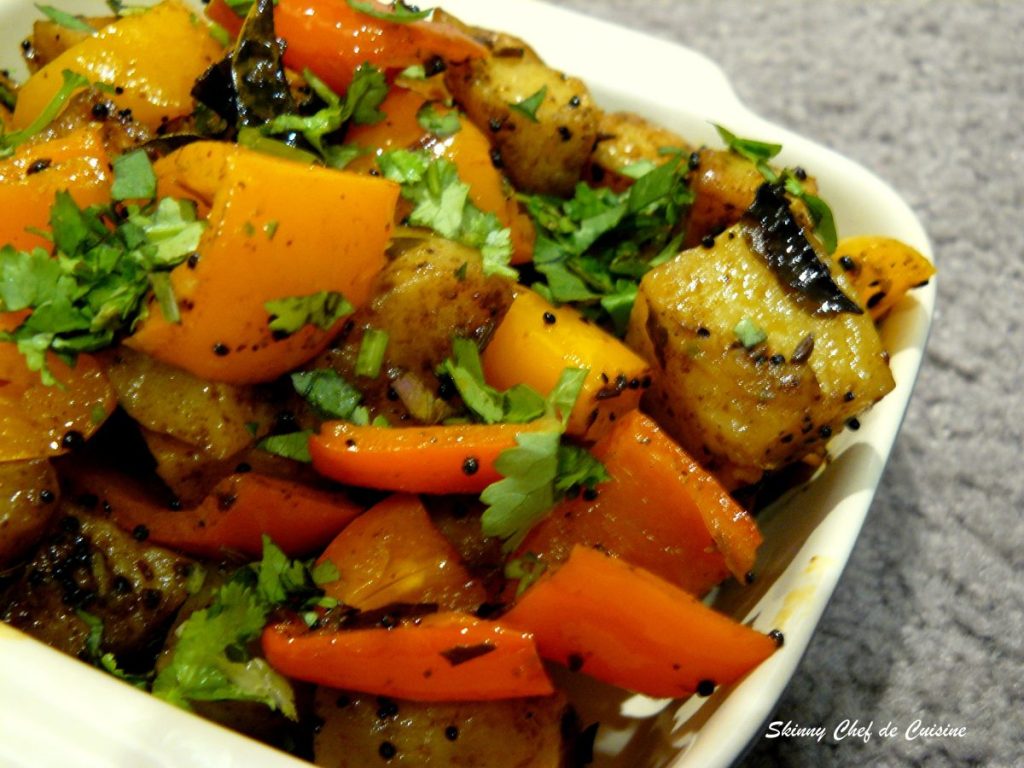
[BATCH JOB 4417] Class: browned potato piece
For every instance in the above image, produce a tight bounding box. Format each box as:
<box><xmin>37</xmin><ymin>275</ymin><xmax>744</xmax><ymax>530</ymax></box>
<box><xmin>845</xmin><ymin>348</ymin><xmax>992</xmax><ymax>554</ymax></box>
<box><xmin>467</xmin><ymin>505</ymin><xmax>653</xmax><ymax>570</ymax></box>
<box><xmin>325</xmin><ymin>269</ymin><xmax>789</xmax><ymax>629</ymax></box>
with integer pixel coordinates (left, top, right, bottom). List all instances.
<box><xmin>627</xmin><ymin>222</ymin><xmax>894</xmax><ymax>484</ymax></box>
<box><xmin>138</xmin><ymin>429</ymin><xmax>238</xmax><ymax>507</ymax></box>
<box><xmin>314</xmin><ymin>688</ymin><xmax>571</xmax><ymax>767</ymax></box>
<box><xmin>440</xmin><ymin>12</ymin><xmax>599</xmax><ymax>197</ymax></box>
<box><xmin>0</xmin><ymin>459</ymin><xmax>59</xmax><ymax>567</ymax></box>
<box><xmin>1</xmin><ymin>505</ymin><xmax>194</xmax><ymax>657</ymax></box>
<box><xmin>587</xmin><ymin>111</ymin><xmax>694</xmax><ymax>190</ymax></box>
<box><xmin>315</xmin><ymin>238</ymin><xmax>514</xmax><ymax>424</ymax></box>
<box><xmin>103</xmin><ymin>347</ymin><xmax>276</xmax><ymax>461</ymax></box>
<box><xmin>685</xmin><ymin>148</ymin><xmax>819</xmax><ymax>248</ymax></box>
<box><xmin>23</xmin><ymin>17</ymin><xmax>117</xmax><ymax>73</ymax></box>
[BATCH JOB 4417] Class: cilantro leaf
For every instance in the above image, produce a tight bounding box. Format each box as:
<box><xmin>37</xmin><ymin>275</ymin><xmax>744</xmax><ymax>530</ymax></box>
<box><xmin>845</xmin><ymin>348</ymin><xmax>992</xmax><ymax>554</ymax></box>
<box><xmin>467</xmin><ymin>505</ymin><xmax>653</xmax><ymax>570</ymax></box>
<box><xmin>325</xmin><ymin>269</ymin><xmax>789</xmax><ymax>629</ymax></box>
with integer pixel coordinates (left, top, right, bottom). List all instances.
<box><xmin>734</xmin><ymin>317</ymin><xmax>767</xmax><ymax>349</ymax></box>
<box><xmin>35</xmin><ymin>4</ymin><xmax>95</xmax><ymax>34</ymax></box>
<box><xmin>509</xmin><ymin>85</ymin><xmax>547</xmax><ymax>123</ymax></box>
<box><xmin>290</xmin><ymin>369</ymin><xmax>361</xmax><ymax>419</ymax></box>
<box><xmin>259</xmin><ymin>65</ymin><xmax>386</xmax><ymax>167</ymax></box>
<box><xmin>264</xmin><ymin>291</ymin><xmax>353</xmax><ymax>336</ymax></box>
<box><xmin>416</xmin><ymin>102</ymin><xmax>461</xmax><ymax>137</ymax></box>
<box><xmin>153</xmin><ymin>537</ymin><xmax>330</xmax><ymax>718</ymax></box>
<box><xmin>1</xmin><ymin>69</ymin><xmax>89</xmax><ymax>156</ymax></box>
<box><xmin>354</xmin><ymin>328</ymin><xmax>389</xmax><ymax>378</ymax></box>
<box><xmin>480</xmin><ymin>430</ymin><xmax>560</xmax><ymax>549</ymax></box>
<box><xmin>0</xmin><ymin>192</ymin><xmax>204</xmax><ymax>384</ymax></box>
<box><xmin>345</xmin><ymin>0</ymin><xmax>432</xmax><ymax>23</ymax></box>
<box><xmin>523</xmin><ymin>151</ymin><xmax>692</xmax><ymax>333</ymax></box>
<box><xmin>478</xmin><ymin>365</ymin><xmax>607</xmax><ymax>550</ymax></box>
<box><xmin>110</xmin><ymin>150</ymin><xmax>157</xmax><ymax>201</ymax></box>
<box><xmin>257</xmin><ymin>430</ymin><xmax>313</xmax><ymax>463</ymax></box>
<box><xmin>378</xmin><ymin>150</ymin><xmax>517</xmax><ymax>279</ymax></box>
<box><xmin>715</xmin><ymin>123</ymin><xmax>839</xmax><ymax>253</ymax></box>
<box><xmin>439</xmin><ymin>337</ymin><xmax>547</xmax><ymax>425</ymax></box>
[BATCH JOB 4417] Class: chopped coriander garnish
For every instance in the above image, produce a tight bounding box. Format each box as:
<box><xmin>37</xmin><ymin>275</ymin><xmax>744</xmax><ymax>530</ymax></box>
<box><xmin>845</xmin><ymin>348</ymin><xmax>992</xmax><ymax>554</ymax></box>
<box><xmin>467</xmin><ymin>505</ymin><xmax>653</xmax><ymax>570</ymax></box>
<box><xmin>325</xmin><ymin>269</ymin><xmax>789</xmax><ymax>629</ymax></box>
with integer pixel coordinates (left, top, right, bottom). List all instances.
<box><xmin>0</xmin><ymin>192</ymin><xmax>204</xmax><ymax>384</ymax></box>
<box><xmin>416</xmin><ymin>102</ymin><xmax>461</xmax><ymax>137</ymax></box>
<box><xmin>439</xmin><ymin>337</ymin><xmax>546</xmax><ymax>425</ymax></box>
<box><xmin>35</xmin><ymin>4</ymin><xmax>95</xmax><ymax>34</ymax></box>
<box><xmin>398</xmin><ymin>64</ymin><xmax>426</xmax><ymax>80</ymax></box>
<box><xmin>1</xmin><ymin>69</ymin><xmax>89</xmax><ymax>157</ymax></box>
<box><xmin>290</xmin><ymin>369</ymin><xmax>362</xmax><ymax>420</ymax></box>
<box><xmin>509</xmin><ymin>85</ymin><xmax>547</xmax><ymax>123</ymax></box>
<box><xmin>355</xmin><ymin>328</ymin><xmax>389</xmax><ymax>378</ymax></box>
<box><xmin>478</xmin><ymin>367</ymin><xmax>607</xmax><ymax>550</ymax></box>
<box><xmin>264</xmin><ymin>291</ymin><xmax>353</xmax><ymax>336</ymax></box>
<box><xmin>734</xmin><ymin>317</ymin><xmax>767</xmax><ymax>349</ymax></box>
<box><xmin>236</xmin><ymin>127</ymin><xmax>322</xmax><ymax>166</ymax></box>
<box><xmin>153</xmin><ymin>537</ymin><xmax>329</xmax><ymax>717</ymax></box>
<box><xmin>378</xmin><ymin>149</ymin><xmax>516</xmax><ymax>280</ymax></box>
<box><xmin>345</xmin><ymin>0</ymin><xmax>432</xmax><ymax>24</ymax></box>
<box><xmin>504</xmin><ymin>552</ymin><xmax>547</xmax><ymax>597</ymax></box>
<box><xmin>258</xmin><ymin>430</ymin><xmax>313</xmax><ymax>462</ymax></box>
<box><xmin>713</xmin><ymin>123</ymin><xmax>838</xmax><ymax>253</ymax></box>
<box><xmin>524</xmin><ymin>151</ymin><xmax>692</xmax><ymax>334</ymax></box>
<box><xmin>260</xmin><ymin>64</ymin><xmax>386</xmax><ymax>168</ymax></box>
<box><xmin>110</xmin><ymin>150</ymin><xmax>157</xmax><ymax>201</ymax></box>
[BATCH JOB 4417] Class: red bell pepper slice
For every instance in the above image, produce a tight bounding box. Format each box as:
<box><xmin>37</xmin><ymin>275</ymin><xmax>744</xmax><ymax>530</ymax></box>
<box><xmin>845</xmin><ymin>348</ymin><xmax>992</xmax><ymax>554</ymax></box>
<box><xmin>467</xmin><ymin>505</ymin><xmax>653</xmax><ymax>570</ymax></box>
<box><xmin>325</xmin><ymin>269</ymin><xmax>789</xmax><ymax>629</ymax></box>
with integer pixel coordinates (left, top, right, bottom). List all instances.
<box><xmin>262</xmin><ymin>612</ymin><xmax>554</xmax><ymax>700</ymax></box>
<box><xmin>207</xmin><ymin>0</ymin><xmax>487</xmax><ymax>94</ymax></box>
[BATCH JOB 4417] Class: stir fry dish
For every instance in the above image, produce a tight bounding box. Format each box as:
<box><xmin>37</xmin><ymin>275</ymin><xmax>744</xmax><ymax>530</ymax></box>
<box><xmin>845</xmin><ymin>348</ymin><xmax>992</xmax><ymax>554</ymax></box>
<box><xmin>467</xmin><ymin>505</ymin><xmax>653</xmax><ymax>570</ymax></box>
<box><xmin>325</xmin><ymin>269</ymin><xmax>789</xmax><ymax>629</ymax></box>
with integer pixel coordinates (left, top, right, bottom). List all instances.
<box><xmin>0</xmin><ymin>0</ymin><xmax>935</xmax><ymax>764</ymax></box>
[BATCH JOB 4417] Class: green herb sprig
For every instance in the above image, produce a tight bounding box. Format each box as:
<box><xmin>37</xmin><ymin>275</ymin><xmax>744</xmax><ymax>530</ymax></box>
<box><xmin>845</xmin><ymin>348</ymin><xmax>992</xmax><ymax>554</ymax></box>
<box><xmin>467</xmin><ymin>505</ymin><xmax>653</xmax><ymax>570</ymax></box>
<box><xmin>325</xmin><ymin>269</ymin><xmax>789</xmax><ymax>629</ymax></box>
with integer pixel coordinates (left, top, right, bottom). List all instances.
<box><xmin>713</xmin><ymin>124</ymin><xmax>838</xmax><ymax>253</ymax></box>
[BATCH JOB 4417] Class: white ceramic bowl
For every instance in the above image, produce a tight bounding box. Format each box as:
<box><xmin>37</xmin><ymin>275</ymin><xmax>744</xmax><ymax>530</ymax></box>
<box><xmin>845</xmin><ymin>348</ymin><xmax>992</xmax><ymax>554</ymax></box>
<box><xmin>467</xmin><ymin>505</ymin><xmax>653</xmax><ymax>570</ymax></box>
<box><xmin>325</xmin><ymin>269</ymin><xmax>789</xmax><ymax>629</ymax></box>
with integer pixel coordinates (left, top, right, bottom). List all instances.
<box><xmin>0</xmin><ymin>1</ymin><xmax>935</xmax><ymax>766</ymax></box>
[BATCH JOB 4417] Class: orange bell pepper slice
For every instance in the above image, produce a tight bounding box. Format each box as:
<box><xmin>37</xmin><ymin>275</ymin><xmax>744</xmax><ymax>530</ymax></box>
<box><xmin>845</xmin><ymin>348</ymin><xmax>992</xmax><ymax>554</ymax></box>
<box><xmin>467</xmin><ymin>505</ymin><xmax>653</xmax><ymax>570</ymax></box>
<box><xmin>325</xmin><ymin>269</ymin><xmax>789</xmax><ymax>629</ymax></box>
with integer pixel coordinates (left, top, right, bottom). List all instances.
<box><xmin>262</xmin><ymin>612</ymin><xmax>554</xmax><ymax>701</ymax></box>
<box><xmin>309</xmin><ymin>419</ymin><xmax>557</xmax><ymax>495</ymax></box>
<box><xmin>318</xmin><ymin>494</ymin><xmax>486</xmax><ymax>612</ymax></box>
<box><xmin>832</xmin><ymin>236</ymin><xmax>936</xmax><ymax>320</ymax></box>
<box><xmin>515</xmin><ymin>410</ymin><xmax>761</xmax><ymax>595</ymax></box>
<box><xmin>482</xmin><ymin>290</ymin><xmax>651</xmax><ymax>440</ymax></box>
<box><xmin>64</xmin><ymin>465</ymin><xmax>363</xmax><ymax>558</ymax></box>
<box><xmin>207</xmin><ymin>0</ymin><xmax>486</xmax><ymax>95</ymax></box>
<box><xmin>127</xmin><ymin>145</ymin><xmax>399</xmax><ymax>383</ymax></box>
<box><xmin>13</xmin><ymin>0</ymin><xmax>223</xmax><ymax>132</ymax></box>
<box><xmin>0</xmin><ymin>341</ymin><xmax>115</xmax><ymax>462</ymax></box>
<box><xmin>0</xmin><ymin>125</ymin><xmax>112</xmax><ymax>252</ymax></box>
<box><xmin>346</xmin><ymin>87</ymin><xmax>534</xmax><ymax>264</ymax></box>
<box><xmin>502</xmin><ymin>545</ymin><xmax>777</xmax><ymax>698</ymax></box>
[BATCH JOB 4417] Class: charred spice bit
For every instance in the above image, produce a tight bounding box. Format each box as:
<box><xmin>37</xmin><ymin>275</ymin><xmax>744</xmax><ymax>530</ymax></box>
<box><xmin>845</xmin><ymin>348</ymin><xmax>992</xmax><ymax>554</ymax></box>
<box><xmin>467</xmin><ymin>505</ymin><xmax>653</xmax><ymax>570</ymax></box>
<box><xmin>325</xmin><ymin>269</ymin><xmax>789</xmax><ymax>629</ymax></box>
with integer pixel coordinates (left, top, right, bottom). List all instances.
<box><xmin>582</xmin><ymin>487</ymin><xmax>599</xmax><ymax>501</ymax></box>
<box><xmin>132</xmin><ymin>524</ymin><xmax>150</xmax><ymax>542</ymax></box>
<box><xmin>567</xmin><ymin>653</ymin><xmax>585</xmax><ymax>672</ymax></box>
<box><xmin>846</xmin><ymin>417</ymin><xmax>861</xmax><ymax>431</ymax></box>
<box><xmin>696</xmin><ymin>679</ymin><xmax>716</xmax><ymax>697</ymax></box>
<box><xmin>769</xmin><ymin>629</ymin><xmax>785</xmax><ymax>647</ymax></box>
<box><xmin>212</xmin><ymin>342</ymin><xmax>230</xmax><ymax>357</ymax></box>
<box><xmin>39</xmin><ymin>489</ymin><xmax>56</xmax><ymax>504</ymax></box>
<box><xmin>696</xmin><ymin>327</ymin><xmax>711</xmax><ymax>338</ymax></box>
<box><xmin>867</xmin><ymin>291</ymin><xmax>887</xmax><ymax>309</ymax></box>
<box><xmin>688</xmin><ymin>151</ymin><xmax>701</xmax><ymax>170</ymax></box>
<box><xmin>844</xmin><ymin>390</ymin><xmax>856</xmax><ymax>402</ymax></box>
<box><xmin>488</xmin><ymin>117</ymin><xmax>504</xmax><ymax>132</ymax></box>
<box><xmin>489</xmin><ymin>147</ymin><xmax>504</xmax><ymax>169</ymax></box>
<box><xmin>744</xmin><ymin>570</ymin><xmax>755</xmax><ymax>585</ymax></box>
<box><xmin>700</xmin><ymin>234</ymin><xmax>716</xmax><ymax>249</ymax></box>
<box><xmin>186</xmin><ymin>252</ymin><xmax>200</xmax><ymax>269</ymax></box>
<box><xmin>376</xmin><ymin>697</ymin><xmax>399</xmax><ymax>719</ymax></box>
<box><xmin>61</xmin><ymin>430</ymin><xmax>85</xmax><ymax>450</ymax></box>
<box><xmin>557</xmin><ymin>125</ymin><xmax>573</xmax><ymax>141</ymax></box>
<box><xmin>838</xmin><ymin>255</ymin><xmax>857</xmax><ymax>272</ymax></box>
<box><xmin>543</xmin><ymin>311</ymin><xmax>557</xmax><ymax>325</ymax></box>
<box><xmin>568</xmin><ymin>94</ymin><xmax>581</xmax><ymax>108</ymax></box>
<box><xmin>818</xmin><ymin>425</ymin><xmax>833</xmax><ymax>439</ymax></box>
<box><xmin>378</xmin><ymin>741</ymin><xmax>397</xmax><ymax>761</ymax></box>
<box><xmin>168</xmin><ymin>498</ymin><xmax>182</xmax><ymax>511</ymax></box>
<box><xmin>444</xmin><ymin>725</ymin><xmax>459</xmax><ymax>741</ymax></box>
<box><xmin>26</xmin><ymin>158</ymin><xmax>52</xmax><ymax>176</ymax></box>
<box><xmin>462</xmin><ymin>457</ymin><xmax>480</xmax><ymax>476</ymax></box>
<box><xmin>440</xmin><ymin>642</ymin><xmax>496</xmax><ymax>666</ymax></box>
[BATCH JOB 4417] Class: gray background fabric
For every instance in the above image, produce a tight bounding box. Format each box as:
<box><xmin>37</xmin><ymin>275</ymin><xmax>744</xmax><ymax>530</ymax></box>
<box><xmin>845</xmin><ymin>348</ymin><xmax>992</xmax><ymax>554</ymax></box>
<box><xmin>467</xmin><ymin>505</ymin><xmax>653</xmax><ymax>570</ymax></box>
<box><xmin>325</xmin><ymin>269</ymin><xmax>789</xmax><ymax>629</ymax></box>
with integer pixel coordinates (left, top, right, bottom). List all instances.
<box><xmin>546</xmin><ymin>1</ymin><xmax>1023</xmax><ymax>766</ymax></box>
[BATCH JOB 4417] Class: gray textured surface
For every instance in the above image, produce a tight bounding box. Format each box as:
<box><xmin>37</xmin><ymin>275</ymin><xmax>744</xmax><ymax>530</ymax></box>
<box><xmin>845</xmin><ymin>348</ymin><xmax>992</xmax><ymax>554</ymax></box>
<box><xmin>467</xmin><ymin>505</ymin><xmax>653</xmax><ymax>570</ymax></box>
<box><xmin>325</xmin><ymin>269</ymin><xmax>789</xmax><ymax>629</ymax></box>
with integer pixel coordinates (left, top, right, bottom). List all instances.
<box><xmin>548</xmin><ymin>1</ymin><xmax>1024</xmax><ymax>766</ymax></box>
